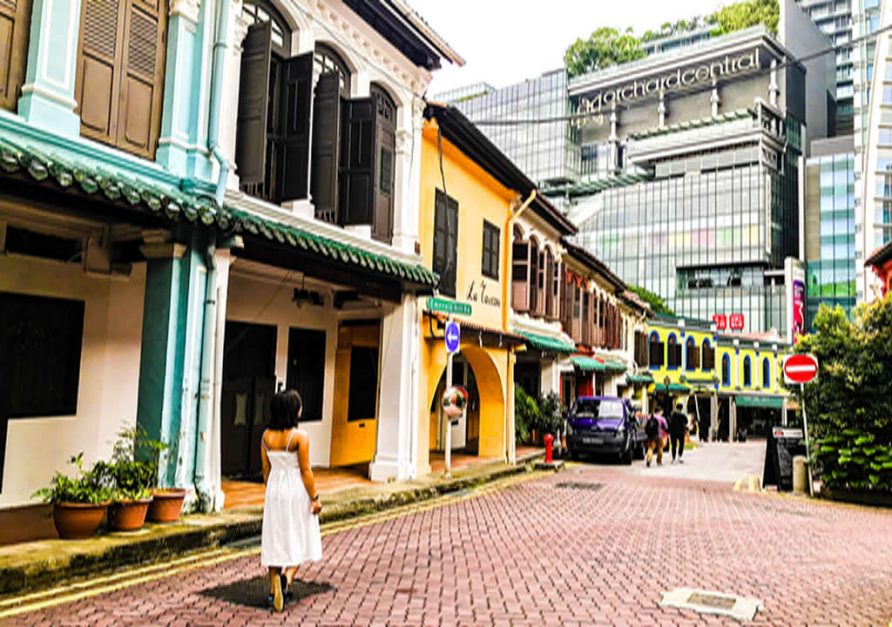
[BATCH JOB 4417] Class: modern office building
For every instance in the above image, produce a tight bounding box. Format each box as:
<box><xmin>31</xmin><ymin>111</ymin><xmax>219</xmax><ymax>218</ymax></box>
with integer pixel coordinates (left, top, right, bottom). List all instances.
<box><xmin>804</xmin><ymin>136</ymin><xmax>858</xmax><ymax>325</ymax></box>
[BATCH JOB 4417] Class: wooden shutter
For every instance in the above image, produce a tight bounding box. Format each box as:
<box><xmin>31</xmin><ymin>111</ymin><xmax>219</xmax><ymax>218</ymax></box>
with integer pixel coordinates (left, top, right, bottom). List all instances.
<box><xmin>444</xmin><ymin>195</ymin><xmax>458</xmax><ymax>297</ymax></box>
<box><xmin>117</xmin><ymin>0</ymin><xmax>167</xmax><ymax>157</ymax></box>
<box><xmin>512</xmin><ymin>241</ymin><xmax>529</xmax><ymax>312</ymax></box>
<box><xmin>0</xmin><ymin>0</ymin><xmax>31</xmax><ymax>111</ymax></box>
<box><xmin>280</xmin><ymin>52</ymin><xmax>312</xmax><ymax>201</ymax></box>
<box><xmin>311</xmin><ymin>72</ymin><xmax>342</xmax><ymax>223</ymax></box>
<box><xmin>340</xmin><ymin>97</ymin><xmax>376</xmax><ymax>226</ymax></box>
<box><xmin>433</xmin><ymin>190</ymin><xmax>448</xmax><ymax>276</ymax></box>
<box><xmin>235</xmin><ymin>22</ymin><xmax>272</xmax><ymax>186</ymax></box>
<box><xmin>76</xmin><ymin>0</ymin><xmax>166</xmax><ymax>158</ymax></box>
<box><xmin>481</xmin><ymin>223</ymin><xmax>490</xmax><ymax>277</ymax></box>
<box><xmin>372</xmin><ymin>91</ymin><xmax>395</xmax><ymax>243</ymax></box>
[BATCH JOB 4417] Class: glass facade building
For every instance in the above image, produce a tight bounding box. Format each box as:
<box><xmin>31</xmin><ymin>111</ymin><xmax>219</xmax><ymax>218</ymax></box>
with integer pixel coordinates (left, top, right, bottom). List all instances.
<box><xmin>805</xmin><ymin>142</ymin><xmax>857</xmax><ymax>325</ymax></box>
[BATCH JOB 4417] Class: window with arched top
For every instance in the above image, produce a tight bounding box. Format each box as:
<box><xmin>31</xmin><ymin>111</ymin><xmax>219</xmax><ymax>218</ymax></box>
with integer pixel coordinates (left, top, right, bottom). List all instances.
<box><xmin>701</xmin><ymin>339</ymin><xmax>714</xmax><ymax>371</ymax></box>
<box><xmin>242</xmin><ymin>1</ymin><xmax>290</xmax><ymax>55</ymax></box>
<box><xmin>544</xmin><ymin>249</ymin><xmax>556</xmax><ymax>318</ymax></box>
<box><xmin>511</xmin><ymin>228</ymin><xmax>530</xmax><ymax>312</ymax></box>
<box><xmin>721</xmin><ymin>354</ymin><xmax>731</xmax><ymax>386</ymax></box>
<box><xmin>685</xmin><ymin>337</ymin><xmax>698</xmax><ymax>371</ymax></box>
<box><xmin>649</xmin><ymin>332</ymin><xmax>664</xmax><ymax>368</ymax></box>
<box><xmin>313</xmin><ymin>43</ymin><xmax>350</xmax><ymax>93</ymax></box>
<box><xmin>667</xmin><ymin>334</ymin><xmax>681</xmax><ymax>369</ymax></box>
<box><xmin>743</xmin><ymin>356</ymin><xmax>752</xmax><ymax>387</ymax></box>
<box><xmin>762</xmin><ymin>357</ymin><xmax>771</xmax><ymax>388</ymax></box>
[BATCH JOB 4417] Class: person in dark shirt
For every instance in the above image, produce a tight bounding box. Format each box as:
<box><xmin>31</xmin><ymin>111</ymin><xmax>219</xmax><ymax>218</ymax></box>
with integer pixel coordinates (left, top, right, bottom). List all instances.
<box><xmin>668</xmin><ymin>403</ymin><xmax>689</xmax><ymax>464</ymax></box>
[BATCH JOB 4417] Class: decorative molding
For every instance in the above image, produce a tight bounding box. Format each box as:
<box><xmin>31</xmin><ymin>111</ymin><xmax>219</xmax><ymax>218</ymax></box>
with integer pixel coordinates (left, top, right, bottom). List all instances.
<box><xmin>169</xmin><ymin>0</ymin><xmax>200</xmax><ymax>22</ymax></box>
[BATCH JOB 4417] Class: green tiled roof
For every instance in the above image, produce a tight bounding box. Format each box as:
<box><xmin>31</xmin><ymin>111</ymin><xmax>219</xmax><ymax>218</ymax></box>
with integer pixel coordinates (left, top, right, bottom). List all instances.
<box><xmin>605</xmin><ymin>358</ymin><xmax>627</xmax><ymax>373</ymax></box>
<box><xmin>654</xmin><ymin>383</ymin><xmax>691</xmax><ymax>393</ymax></box>
<box><xmin>521</xmin><ymin>332</ymin><xmax>576</xmax><ymax>354</ymax></box>
<box><xmin>541</xmin><ymin>172</ymin><xmax>653</xmax><ymax>199</ymax></box>
<box><xmin>571</xmin><ymin>356</ymin><xmax>606</xmax><ymax>372</ymax></box>
<box><xmin>0</xmin><ymin>134</ymin><xmax>437</xmax><ymax>288</ymax></box>
<box><xmin>626</xmin><ymin>372</ymin><xmax>654</xmax><ymax>385</ymax></box>
<box><xmin>228</xmin><ymin>209</ymin><xmax>438</xmax><ymax>286</ymax></box>
<box><xmin>628</xmin><ymin>109</ymin><xmax>754</xmax><ymax>141</ymax></box>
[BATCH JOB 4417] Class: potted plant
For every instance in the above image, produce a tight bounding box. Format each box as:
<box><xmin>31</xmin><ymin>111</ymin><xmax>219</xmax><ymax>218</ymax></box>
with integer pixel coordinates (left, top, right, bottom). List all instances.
<box><xmin>33</xmin><ymin>453</ymin><xmax>113</xmax><ymax>539</ymax></box>
<box><xmin>112</xmin><ymin>428</ymin><xmax>186</xmax><ymax>524</ymax></box>
<box><xmin>102</xmin><ymin>430</ymin><xmax>157</xmax><ymax>532</ymax></box>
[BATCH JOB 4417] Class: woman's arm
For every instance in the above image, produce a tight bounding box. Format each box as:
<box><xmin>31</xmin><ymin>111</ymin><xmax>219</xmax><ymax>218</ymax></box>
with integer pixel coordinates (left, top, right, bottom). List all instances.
<box><xmin>261</xmin><ymin>433</ymin><xmax>271</xmax><ymax>484</ymax></box>
<box><xmin>296</xmin><ymin>432</ymin><xmax>321</xmax><ymax>514</ymax></box>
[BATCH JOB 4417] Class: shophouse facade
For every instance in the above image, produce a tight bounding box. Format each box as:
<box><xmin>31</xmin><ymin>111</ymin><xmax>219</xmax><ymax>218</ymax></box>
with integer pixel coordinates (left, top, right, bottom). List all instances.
<box><xmin>0</xmin><ymin>0</ymin><xmax>460</xmax><ymax>511</ymax></box>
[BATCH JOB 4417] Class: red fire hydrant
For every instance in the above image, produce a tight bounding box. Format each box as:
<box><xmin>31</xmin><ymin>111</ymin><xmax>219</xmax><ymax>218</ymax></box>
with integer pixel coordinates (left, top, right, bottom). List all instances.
<box><xmin>544</xmin><ymin>433</ymin><xmax>554</xmax><ymax>464</ymax></box>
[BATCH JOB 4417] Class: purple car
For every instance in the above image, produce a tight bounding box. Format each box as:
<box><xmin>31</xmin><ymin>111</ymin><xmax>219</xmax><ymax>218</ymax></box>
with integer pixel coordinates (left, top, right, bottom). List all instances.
<box><xmin>566</xmin><ymin>396</ymin><xmax>641</xmax><ymax>464</ymax></box>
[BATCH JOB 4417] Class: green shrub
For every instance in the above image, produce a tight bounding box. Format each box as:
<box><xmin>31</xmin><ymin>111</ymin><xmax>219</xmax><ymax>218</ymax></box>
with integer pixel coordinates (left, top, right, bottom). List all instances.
<box><xmin>814</xmin><ymin>429</ymin><xmax>892</xmax><ymax>491</ymax></box>
<box><xmin>514</xmin><ymin>387</ymin><xmax>540</xmax><ymax>444</ymax></box>
<box><xmin>537</xmin><ymin>392</ymin><xmax>564</xmax><ymax>436</ymax></box>
<box><xmin>33</xmin><ymin>453</ymin><xmax>114</xmax><ymax>505</ymax></box>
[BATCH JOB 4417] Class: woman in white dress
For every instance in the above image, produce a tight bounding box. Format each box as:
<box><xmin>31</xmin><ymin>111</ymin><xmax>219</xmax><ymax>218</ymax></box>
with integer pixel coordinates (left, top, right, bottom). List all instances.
<box><xmin>260</xmin><ymin>389</ymin><xmax>323</xmax><ymax>612</ymax></box>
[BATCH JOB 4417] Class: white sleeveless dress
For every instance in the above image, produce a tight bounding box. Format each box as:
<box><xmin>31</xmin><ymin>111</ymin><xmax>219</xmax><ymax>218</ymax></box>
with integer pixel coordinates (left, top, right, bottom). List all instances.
<box><xmin>260</xmin><ymin>429</ymin><xmax>323</xmax><ymax>568</ymax></box>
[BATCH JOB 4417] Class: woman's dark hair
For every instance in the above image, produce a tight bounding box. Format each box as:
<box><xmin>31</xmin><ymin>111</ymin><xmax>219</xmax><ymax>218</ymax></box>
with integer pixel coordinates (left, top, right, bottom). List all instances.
<box><xmin>269</xmin><ymin>389</ymin><xmax>302</xmax><ymax>430</ymax></box>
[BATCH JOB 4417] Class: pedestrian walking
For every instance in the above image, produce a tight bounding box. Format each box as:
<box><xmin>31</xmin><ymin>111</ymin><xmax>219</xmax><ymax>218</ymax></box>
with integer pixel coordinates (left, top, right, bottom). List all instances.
<box><xmin>669</xmin><ymin>403</ymin><xmax>688</xmax><ymax>464</ymax></box>
<box><xmin>644</xmin><ymin>407</ymin><xmax>668</xmax><ymax>467</ymax></box>
<box><xmin>261</xmin><ymin>389</ymin><xmax>323</xmax><ymax>612</ymax></box>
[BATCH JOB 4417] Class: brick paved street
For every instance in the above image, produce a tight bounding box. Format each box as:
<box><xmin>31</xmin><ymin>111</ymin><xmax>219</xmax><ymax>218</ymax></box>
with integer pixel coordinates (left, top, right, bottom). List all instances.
<box><xmin>6</xmin><ymin>464</ymin><xmax>892</xmax><ymax>626</ymax></box>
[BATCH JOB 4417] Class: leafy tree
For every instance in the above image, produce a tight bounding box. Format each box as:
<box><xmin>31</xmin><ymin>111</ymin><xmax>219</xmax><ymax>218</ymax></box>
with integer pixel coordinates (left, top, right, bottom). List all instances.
<box><xmin>627</xmin><ymin>284</ymin><xmax>674</xmax><ymax>316</ymax></box>
<box><xmin>564</xmin><ymin>27</ymin><xmax>646</xmax><ymax>78</ymax></box>
<box><xmin>707</xmin><ymin>0</ymin><xmax>779</xmax><ymax>36</ymax></box>
<box><xmin>794</xmin><ymin>296</ymin><xmax>892</xmax><ymax>491</ymax></box>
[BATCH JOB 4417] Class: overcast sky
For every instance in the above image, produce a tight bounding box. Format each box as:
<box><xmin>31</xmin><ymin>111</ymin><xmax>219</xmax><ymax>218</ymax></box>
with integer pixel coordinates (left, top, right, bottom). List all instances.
<box><xmin>408</xmin><ymin>0</ymin><xmax>729</xmax><ymax>96</ymax></box>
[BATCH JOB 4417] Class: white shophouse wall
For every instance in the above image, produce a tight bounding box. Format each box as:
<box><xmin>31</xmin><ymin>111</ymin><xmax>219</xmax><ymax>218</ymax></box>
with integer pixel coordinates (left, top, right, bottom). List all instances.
<box><xmin>0</xmin><ymin>256</ymin><xmax>146</xmax><ymax>508</ymax></box>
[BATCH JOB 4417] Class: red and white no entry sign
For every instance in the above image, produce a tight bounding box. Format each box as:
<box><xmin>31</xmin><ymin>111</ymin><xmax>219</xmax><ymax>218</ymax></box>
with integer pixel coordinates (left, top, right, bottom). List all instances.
<box><xmin>783</xmin><ymin>353</ymin><xmax>819</xmax><ymax>385</ymax></box>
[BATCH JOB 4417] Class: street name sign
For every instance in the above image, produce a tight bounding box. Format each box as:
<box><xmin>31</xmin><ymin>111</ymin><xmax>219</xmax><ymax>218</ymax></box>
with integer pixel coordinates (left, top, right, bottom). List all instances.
<box><xmin>783</xmin><ymin>354</ymin><xmax>818</xmax><ymax>385</ymax></box>
<box><xmin>445</xmin><ymin>320</ymin><xmax>460</xmax><ymax>354</ymax></box>
<box><xmin>427</xmin><ymin>297</ymin><xmax>471</xmax><ymax>317</ymax></box>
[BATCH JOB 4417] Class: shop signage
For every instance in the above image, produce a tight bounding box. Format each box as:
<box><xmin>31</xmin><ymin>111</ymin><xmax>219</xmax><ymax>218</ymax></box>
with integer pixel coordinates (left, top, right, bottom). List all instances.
<box><xmin>783</xmin><ymin>354</ymin><xmax>818</xmax><ymax>385</ymax></box>
<box><xmin>445</xmin><ymin>320</ymin><xmax>461</xmax><ymax>354</ymax></box>
<box><xmin>575</xmin><ymin>48</ymin><xmax>761</xmax><ymax>123</ymax></box>
<box><xmin>729</xmin><ymin>313</ymin><xmax>745</xmax><ymax>330</ymax></box>
<box><xmin>763</xmin><ymin>425</ymin><xmax>806</xmax><ymax>492</ymax></box>
<box><xmin>785</xmin><ymin>259</ymin><xmax>806</xmax><ymax>344</ymax></box>
<box><xmin>712</xmin><ymin>314</ymin><xmax>727</xmax><ymax>330</ymax></box>
<box><xmin>465</xmin><ymin>280</ymin><xmax>501</xmax><ymax>308</ymax></box>
<box><xmin>427</xmin><ymin>297</ymin><xmax>471</xmax><ymax>317</ymax></box>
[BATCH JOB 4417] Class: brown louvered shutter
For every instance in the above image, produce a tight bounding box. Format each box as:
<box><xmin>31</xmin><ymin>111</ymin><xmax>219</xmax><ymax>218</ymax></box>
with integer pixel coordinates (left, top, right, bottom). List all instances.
<box><xmin>279</xmin><ymin>52</ymin><xmax>312</xmax><ymax>200</ymax></box>
<box><xmin>0</xmin><ymin>0</ymin><xmax>31</xmax><ymax>112</ymax></box>
<box><xmin>432</xmin><ymin>190</ymin><xmax>448</xmax><ymax>277</ymax></box>
<box><xmin>511</xmin><ymin>240</ymin><xmax>529</xmax><ymax>312</ymax></box>
<box><xmin>339</xmin><ymin>97</ymin><xmax>376</xmax><ymax>227</ymax></box>
<box><xmin>235</xmin><ymin>22</ymin><xmax>272</xmax><ymax>186</ymax></box>
<box><xmin>117</xmin><ymin>0</ymin><xmax>167</xmax><ymax>157</ymax></box>
<box><xmin>75</xmin><ymin>0</ymin><xmax>166</xmax><ymax>157</ymax></box>
<box><xmin>311</xmin><ymin>72</ymin><xmax>342</xmax><ymax>224</ymax></box>
<box><xmin>372</xmin><ymin>90</ymin><xmax>395</xmax><ymax>243</ymax></box>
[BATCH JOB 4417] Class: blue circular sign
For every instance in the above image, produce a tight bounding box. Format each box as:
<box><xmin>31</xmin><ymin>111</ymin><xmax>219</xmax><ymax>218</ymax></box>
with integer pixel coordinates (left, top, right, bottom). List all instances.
<box><xmin>445</xmin><ymin>320</ymin><xmax>461</xmax><ymax>354</ymax></box>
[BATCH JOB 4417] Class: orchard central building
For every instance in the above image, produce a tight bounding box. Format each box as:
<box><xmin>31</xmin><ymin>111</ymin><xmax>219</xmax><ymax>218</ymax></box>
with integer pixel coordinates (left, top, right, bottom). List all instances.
<box><xmin>449</xmin><ymin>12</ymin><xmax>835</xmax><ymax>337</ymax></box>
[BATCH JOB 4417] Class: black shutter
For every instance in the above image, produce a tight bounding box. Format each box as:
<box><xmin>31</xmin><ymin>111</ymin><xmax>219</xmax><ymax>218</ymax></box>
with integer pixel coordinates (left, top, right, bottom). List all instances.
<box><xmin>373</xmin><ymin>93</ymin><xmax>395</xmax><ymax>243</ymax></box>
<box><xmin>280</xmin><ymin>52</ymin><xmax>312</xmax><ymax>201</ymax></box>
<box><xmin>286</xmin><ymin>328</ymin><xmax>325</xmax><ymax>421</ymax></box>
<box><xmin>235</xmin><ymin>22</ymin><xmax>271</xmax><ymax>186</ymax></box>
<box><xmin>340</xmin><ymin>97</ymin><xmax>376</xmax><ymax>226</ymax></box>
<box><xmin>433</xmin><ymin>190</ymin><xmax>448</xmax><ymax>276</ymax></box>
<box><xmin>444</xmin><ymin>196</ymin><xmax>458</xmax><ymax>297</ymax></box>
<box><xmin>311</xmin><ymin>72</ymin><xmax>342</xmax><ymax>223</ymax></box>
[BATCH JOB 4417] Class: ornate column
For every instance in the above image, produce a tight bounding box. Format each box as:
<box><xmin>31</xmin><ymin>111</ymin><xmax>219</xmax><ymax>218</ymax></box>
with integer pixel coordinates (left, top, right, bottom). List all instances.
<box><xmin>391</xmin><ymin>98</ymin><xmax>424</xmax><ymax>254</ymax></box>
<box><xmin>17</xmin><ymin>0</ymin><xmax>82</xmax><ymax>136</ymax></box>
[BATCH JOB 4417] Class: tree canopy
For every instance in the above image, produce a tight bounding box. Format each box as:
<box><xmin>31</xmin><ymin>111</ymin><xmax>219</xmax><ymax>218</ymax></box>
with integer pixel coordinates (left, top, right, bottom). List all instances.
<box><xmin>564</xmin><ymin>0</ymin><xmax>779</xmax><ymax>78</ymax></box>
<box><xmin>627</xmin><ymin>284</ymin><xmax>674</xmax><ymax>316</ymax></box>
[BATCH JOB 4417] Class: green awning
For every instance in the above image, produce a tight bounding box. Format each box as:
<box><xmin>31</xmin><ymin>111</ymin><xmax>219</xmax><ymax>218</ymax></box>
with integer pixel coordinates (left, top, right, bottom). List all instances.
<box><xmin>0</xmin><ymin>133</ymin><xmax>438</xmax><ymax>288</ymax></box>
<box><xmin>735</xmin><ymin>395</ymin><xmax>784</xmax><ymax>409</ymax></box>
<box><xmin>605</xmin><ymin>359</ymin><xmax>627</xmax><ymax>373</ymax></box>
<box><xmin>521</xmin><ymin>332</ymin><xmax>576</xmax><ymax>354</ymax></box>
<box><xmin>571</xmin><ymin>356</ymin><xmax>607</xmax><ymax>372</ymax></box>
<box><xmin>654</xmin><ymin>383</ymin><xmax>691</xmax><ymax>393</ymax></box>
<box><xmin>626</xmin><ymin>372</ymin><xmax>654</xmax><ymax>385</ymax></box>
<box><xmin>684</xmin><ymin>376</ymin><xmax>717</xmax><ymax>385</ymax></box>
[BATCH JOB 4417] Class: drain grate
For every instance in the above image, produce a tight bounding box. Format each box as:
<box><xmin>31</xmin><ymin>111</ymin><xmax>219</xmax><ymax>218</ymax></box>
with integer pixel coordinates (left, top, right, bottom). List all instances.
<box><xmin>660</xmin><ymin>588</ymin><xmax>762</xmax><ymax>621</ymax></box>
<box><xmin>555</xmin><ymin>481</ymin><xmax>604</xmax><ymax>492</ymax></box>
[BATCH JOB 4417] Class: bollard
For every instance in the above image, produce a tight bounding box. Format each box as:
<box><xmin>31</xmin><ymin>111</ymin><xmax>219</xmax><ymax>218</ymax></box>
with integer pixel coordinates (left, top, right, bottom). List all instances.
<box><xmin>544</xmin><ymin>433</ymin><xmax>554</xmax><ymax>464</ymax></box>
<box><xmin>793</xmin><ymin>455</ymin><xmax>807</xmax><ymax>494</ymax></box>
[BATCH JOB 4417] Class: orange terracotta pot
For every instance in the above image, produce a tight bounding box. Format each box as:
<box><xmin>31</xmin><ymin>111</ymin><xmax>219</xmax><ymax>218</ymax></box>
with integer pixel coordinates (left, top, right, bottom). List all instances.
<box><xmin>147</xmin><ymin>488</ymin><xmax>186</xmax><ymax>523</ymax></box>
<box><xmin>53</xmin><ymin>502</ymin><xmax>109</xmax><ymax>539</ymax></box>
<box><xmin>107</xmin><ymin>498</ymin><xmax>152</xmax><ymax>532</ymax></box>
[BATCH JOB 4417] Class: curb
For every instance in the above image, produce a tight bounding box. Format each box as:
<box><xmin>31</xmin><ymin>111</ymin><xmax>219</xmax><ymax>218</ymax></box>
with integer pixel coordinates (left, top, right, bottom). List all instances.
<box><xmin>0</xmin><ymin>454</ymin><xmax>547</xmax><ymax>596</ymax></box>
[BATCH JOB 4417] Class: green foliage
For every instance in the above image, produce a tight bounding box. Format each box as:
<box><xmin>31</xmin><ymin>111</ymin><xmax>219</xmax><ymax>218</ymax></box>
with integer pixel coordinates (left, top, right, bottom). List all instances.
<box><xmin>33</xmin><ymin>453</ymin><xmax>114</xmax><ymax>505</ymax></box>
<box><xmin>514</xmin><ymin>387</ymin><xmax>540</xmax><ymax>444</ymax></box>
<box><xmin>795</xmin><ymin>295</ymin><xmax>892</xmax><ymax>491</ymax></box>
<box><xmin>628</xmin><ymin>284</ymin><xmax>674</xmax><ymax>316</ymax></box>
<box><xmin>537</xmin><ymin>392</ymin><xmax>564</xmax><ymax>436</ymax></box>
<box><xmin>103</xmin><ymin>428</ymin><xmax>167</xmax><ymax>500</ymax></box>
<box><xmin>707</xmin><ymin>0</ymin><xmax>779</xmax><ymax>36</ymax></box>
<box><xmin>564</xmin><ymin>27</ymin><xmax>646</xmax><ymax>78</ymax></box>
<box><xmin>641</xmin><ymin>17</ymin><xmax>706</xmax><ymax>43</ymax></box>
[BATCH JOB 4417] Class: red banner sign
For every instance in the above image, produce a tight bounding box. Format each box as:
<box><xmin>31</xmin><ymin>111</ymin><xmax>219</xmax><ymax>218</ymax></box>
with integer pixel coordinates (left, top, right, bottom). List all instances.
<box><xmin>729</xmin><ymin>313</ymin><xmax>745</xmax><ymax>330</ymax></box>
<box><xmin>712</xmin><ymin>314</ymin><xmax>727</xmax><ymax>330</ymax></box>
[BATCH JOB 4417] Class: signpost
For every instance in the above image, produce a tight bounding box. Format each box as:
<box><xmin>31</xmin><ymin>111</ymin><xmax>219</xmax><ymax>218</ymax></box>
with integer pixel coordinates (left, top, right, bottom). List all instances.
<box><xmin>782</xmin><ymin>354</ymin><xmax>819</xmax><ymax>495</ymax></box>
<box><xmin>428</xmin><ymin>297</ymin><xmax>472</xmax><ymax>317</ymax></box>
<box><xmin>443</xmin><ymin>319</ymin><xmax>461</xmax><ymax>477</ymax></box>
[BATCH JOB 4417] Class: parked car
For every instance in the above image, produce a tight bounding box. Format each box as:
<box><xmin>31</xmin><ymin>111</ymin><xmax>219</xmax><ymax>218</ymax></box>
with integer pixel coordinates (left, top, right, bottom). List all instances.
<box><xmin>566</xmin><ymin>396</ymin><xmax>641</xmax><ymax>464</ymax></box>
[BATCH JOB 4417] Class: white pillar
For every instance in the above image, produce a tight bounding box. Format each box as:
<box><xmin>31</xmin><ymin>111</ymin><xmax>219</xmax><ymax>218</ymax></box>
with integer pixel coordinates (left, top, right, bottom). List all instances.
<box><xmin>369</xmin><ymin>294</ymin><xmax>419</xmax><ymax>482</ymax></box>
<box><xmin>539</xmin><ymin>358</ymin><xmax>560</xmax><ymax>398</ymax></box>
<box><xmin>391</xmin><ymin>99</ymin><xmax>423</xmax><ymax>254</ymax></box>
<box><xmin>207</xmin><ymin>248</ymin><xmax>232</xmax><ymax>511</ymax></box>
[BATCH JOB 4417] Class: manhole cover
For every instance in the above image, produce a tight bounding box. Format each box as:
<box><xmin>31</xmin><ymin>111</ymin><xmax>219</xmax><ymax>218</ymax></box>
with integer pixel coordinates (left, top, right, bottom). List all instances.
<box><xmin>660</xmin><ymin>588</ymin><xmax>762</xmax><ymax>621</ymax></box>
<box><xmin>555</xmin><ymin>482</ymin><xmax>604</xmax><ymax>492</ymax></box>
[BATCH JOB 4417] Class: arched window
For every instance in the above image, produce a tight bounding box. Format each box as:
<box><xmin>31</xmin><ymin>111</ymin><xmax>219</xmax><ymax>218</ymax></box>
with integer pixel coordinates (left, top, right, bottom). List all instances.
<box><xmin>544</xmin><ymin>248</ymin><xmax>555</xmax><ymax>318</ymax></box>
<box><xmin>511</xmin><ymin>226</ymin><xmax>530</xmax><ymax>312</ymax></box>
<box><xmin>313</xmin><ymin>43</ymin><xmax>351</xmax><ymax>92</ymax></box>
<box><xmin>242</xmin><ymin>0</ymin><xmax>290</xmax><ymax>55</ymax></box>
<box><xmin>685</xmin><ymin>337</ymin><xmax>698</xmax><ymax>371</ymax></box>
<box><xmin>701</xmin><ymin>339</ymin><xmax>714</xmax><ymax>371</ymax></box>
<box><xmin>667</xmin><ymin>334</ymin><xmax>680</xmax><ymax>369</ymax></box>
<box><xmin>762</xmin><ymin>357</ymin><xmax>771</xmax><ymax>388</ymax></box>
<box><xmin>649</xmin><ymin>332</ymin><xmax>664</xmax><ymax>368</ymax></box>
<box><xmin>743</xmin><ymin>356</ymin><xmax>752</xmax><ymax>387</ymax></box>
<box><xmin>721</xmin><ymin>354</ymin><xmax>731</xmax><ymax>386</ymax></box>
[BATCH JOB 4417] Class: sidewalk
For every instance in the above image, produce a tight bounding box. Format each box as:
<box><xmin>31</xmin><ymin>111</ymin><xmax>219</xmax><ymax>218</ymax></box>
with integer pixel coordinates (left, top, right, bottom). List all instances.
<box><xmin>0</xmin><ymin>450</ymin><xmax>545</xmax><ymax>596</ymax></box>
